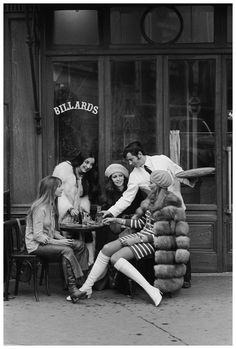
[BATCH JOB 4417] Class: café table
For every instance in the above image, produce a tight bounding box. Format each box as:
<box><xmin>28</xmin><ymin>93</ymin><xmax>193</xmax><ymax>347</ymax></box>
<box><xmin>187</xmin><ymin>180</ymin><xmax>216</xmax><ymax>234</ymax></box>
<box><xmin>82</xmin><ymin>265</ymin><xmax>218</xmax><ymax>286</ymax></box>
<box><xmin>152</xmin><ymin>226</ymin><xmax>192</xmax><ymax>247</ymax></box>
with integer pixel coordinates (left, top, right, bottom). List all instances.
<box><xmin>60</xmin><ymin>222</ymin><xmax>105</xmax><ymax>240</ymax></box>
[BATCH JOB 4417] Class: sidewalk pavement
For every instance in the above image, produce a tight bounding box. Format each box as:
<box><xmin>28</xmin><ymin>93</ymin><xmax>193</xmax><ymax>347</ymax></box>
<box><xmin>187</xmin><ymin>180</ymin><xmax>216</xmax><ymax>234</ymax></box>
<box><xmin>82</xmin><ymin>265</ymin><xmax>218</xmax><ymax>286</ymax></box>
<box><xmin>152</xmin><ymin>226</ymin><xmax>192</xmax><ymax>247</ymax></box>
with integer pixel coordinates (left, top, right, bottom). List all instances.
<box><xmin>4</xmin><ymin>272</ymin><xmax>232</xmax><ymax>346</ymax></box>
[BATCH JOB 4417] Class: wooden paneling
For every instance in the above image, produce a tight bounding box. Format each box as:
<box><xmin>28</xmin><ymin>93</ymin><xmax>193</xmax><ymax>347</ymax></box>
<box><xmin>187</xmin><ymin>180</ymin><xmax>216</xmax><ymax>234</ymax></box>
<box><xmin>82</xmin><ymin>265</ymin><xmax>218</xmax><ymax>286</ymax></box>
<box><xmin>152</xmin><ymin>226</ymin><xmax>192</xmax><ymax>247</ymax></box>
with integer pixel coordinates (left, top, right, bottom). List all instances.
<box><xmin>189</xmin><ymin>222</ymin><xmax>215</xmax><ymax>249</ymax></box>
<box><xmin>10</xmin><ymin>18</ymin><xmax>37</xmax><ymax>205</ymax></box>
<box><xmin>187</xmin><ymin>210</ymin><xmax>218</xmax><ymax>272</ymax></box>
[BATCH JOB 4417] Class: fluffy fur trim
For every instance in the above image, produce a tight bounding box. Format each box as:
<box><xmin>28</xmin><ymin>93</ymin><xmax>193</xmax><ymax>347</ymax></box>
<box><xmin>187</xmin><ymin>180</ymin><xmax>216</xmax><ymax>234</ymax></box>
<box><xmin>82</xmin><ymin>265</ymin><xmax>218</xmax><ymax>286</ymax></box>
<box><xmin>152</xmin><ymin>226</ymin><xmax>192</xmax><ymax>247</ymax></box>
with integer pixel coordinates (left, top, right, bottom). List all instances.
<box><xmin>153</xmin><ymin>206</ymin><xmax>186</xmax><ymax>222</ymax></box>
<box><xmin>153</xmin><ymin>235</ymin><xmax>176</xmax><ymax>250</ymax></box>
<box><xmin>175</xmin><ymin>249</ymin><xmax>190</xmax><ymax>264</ymax></box>
<box><xmin>176</xmin><ymin>236</ymin><xmax>190</xmax><ymax>249</ymax></box>
<box><xmin>154</xmin><ymin>264</ymin><xmax>186</xmax><ymax>279</ymax></box>
<box><xmin>175</xmin><ymin>221</ymin><xmax>189</xmax><ymax>236</ymax></box>
<box><xmin>154</xmin><ymin>277</ymin><xmax>184</xmax><ymax>293</ymax></box>
<box><xmin>155</xmin><ymin>250</ymin><xmax>176</xmax><ymax>264</ymax></box>
<box><xmin>153</xmin><ymin>221</ymin><xmax>172</xmax><ymax>236</ymax></box>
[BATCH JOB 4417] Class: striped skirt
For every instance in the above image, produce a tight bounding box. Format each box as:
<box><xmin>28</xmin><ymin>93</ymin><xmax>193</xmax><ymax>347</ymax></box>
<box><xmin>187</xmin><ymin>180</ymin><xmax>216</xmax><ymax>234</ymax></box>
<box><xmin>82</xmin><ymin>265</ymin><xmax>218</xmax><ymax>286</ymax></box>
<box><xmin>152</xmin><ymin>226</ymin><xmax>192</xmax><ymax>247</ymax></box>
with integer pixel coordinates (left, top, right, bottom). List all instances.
<box><xmin>119</xmin><ymin>233</ymin><xmax>155</xmax><ymax>260</ymax></box>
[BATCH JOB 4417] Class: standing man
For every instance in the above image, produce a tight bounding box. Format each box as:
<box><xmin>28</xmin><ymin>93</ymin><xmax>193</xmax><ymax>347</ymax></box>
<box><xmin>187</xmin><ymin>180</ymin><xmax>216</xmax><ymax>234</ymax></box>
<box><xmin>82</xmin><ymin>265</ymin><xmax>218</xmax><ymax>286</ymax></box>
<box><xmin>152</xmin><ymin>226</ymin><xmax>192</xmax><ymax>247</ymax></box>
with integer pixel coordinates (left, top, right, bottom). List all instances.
<box><xmin>103</xmin><ymin>141</ymin><xmax>195</xmax><ymax>288</ymax></box>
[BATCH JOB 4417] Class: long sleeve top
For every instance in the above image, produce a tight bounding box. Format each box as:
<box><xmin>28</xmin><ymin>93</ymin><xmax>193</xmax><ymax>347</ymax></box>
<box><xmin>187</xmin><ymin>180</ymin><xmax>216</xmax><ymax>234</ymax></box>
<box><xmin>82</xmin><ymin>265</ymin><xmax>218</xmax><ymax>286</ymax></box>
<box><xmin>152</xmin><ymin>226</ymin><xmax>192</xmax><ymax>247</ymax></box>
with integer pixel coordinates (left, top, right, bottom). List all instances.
<box><xmin>123</xmin><ymin>210</ymin><xmax>154</xmax><ymax>238</ymax></box>
<box><xmin>52</xmin><ymin>161</ymin><xmax>90</xmax><ymax>222</ymax></box>
<box><xmin>108</xmin><ymin>155</ymin><xmax>185</xmax><ymax>217</ymax></box>
<box><xmin>25</xmin><ymin>205</ymin><xmax>57</xmax><ymax>253</ymax></box>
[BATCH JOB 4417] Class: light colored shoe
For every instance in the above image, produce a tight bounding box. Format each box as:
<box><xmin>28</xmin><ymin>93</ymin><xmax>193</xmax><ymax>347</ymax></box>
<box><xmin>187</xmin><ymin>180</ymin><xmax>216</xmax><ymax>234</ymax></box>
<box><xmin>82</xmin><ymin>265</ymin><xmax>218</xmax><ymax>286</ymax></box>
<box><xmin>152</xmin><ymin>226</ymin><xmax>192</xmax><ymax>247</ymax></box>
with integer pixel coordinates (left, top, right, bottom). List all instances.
<box><xmin>66</xmin><ymin>295</ymin><xmax>72</xmax><ymax>301</ymax></box>
<box><xmin>79</xmin><ymin>286</ymin><xmax>92</xmax><ymax>299</ymax></box>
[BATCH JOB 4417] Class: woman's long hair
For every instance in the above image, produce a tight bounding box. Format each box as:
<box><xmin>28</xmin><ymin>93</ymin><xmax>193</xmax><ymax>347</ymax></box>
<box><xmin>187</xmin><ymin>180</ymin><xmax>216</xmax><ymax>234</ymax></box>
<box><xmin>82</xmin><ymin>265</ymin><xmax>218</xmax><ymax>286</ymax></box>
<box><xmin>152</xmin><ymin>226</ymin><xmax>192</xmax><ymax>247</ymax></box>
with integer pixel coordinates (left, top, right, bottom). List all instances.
<box><xmin>27</xmin><ymin>176</ymin><xmax>62</xmax><ymax>225</ymax></box>
<box><xmin>103</xmin><ymin>175</ymin><xmax>128</xmax><ymax>207</ymax></box>
<box><xmin>70</xmin><ymin>150</ymin><xmax>100</xmax><ymax>203</ymax></box>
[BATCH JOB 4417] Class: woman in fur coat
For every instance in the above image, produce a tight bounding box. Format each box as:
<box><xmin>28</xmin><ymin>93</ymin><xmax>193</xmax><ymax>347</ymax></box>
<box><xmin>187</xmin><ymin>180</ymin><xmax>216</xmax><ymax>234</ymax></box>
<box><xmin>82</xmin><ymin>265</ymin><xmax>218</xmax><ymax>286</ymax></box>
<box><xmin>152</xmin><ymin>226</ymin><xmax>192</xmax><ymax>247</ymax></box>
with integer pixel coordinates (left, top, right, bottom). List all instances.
<box><xmin>52</xmin><ymin>150</ymin><xmax>99</xmax><ymax>266</ymax></box>
<box><xmin>73</xmin><ymin>170</ymin><xmax>184</xmax><ymax>306</ymax></box>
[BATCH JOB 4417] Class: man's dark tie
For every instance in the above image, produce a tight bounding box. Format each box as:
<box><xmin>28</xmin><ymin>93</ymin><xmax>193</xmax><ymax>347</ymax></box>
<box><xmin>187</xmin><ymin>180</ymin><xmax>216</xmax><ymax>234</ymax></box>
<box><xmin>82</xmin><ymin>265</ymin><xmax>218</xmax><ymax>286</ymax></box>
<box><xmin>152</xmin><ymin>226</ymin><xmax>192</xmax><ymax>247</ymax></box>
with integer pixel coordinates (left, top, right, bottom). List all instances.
<box><xmin>144</xmin><ymin>165</ymin><xmax>152</xmax><ymax>174</ymax></box>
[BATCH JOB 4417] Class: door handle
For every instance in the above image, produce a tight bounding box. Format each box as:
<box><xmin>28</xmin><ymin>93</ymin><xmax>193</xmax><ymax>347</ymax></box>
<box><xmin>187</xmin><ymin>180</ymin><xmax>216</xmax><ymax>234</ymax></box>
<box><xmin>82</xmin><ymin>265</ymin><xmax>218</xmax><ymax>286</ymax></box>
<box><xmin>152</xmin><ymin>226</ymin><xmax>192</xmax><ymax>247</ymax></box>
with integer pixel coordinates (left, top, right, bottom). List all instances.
<box><xmin>226</xmin><ymin>146</ymin><xmax>232</xmax><ymax>214</ymax></box>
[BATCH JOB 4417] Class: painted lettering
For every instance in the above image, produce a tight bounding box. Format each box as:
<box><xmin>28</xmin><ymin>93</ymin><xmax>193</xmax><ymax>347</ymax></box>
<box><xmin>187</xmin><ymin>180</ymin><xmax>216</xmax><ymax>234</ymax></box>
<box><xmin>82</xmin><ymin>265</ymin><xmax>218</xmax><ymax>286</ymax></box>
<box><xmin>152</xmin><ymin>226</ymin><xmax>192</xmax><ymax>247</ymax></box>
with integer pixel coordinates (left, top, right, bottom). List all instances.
<box><xmin>54</xmin><ymin>100</ymin><xmax>99</xmax><ymax>115</ymax></box>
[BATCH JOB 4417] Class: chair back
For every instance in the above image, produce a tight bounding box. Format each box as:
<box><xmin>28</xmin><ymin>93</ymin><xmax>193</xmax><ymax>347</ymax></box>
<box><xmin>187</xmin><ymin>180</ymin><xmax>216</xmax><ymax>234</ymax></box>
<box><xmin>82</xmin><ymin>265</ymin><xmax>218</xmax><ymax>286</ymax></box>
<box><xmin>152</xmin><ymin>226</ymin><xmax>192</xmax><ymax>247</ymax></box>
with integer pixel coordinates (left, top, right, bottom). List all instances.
<box><xmin>4</xmin><ymin>218</ymin><xmax>27</xmax><ymax>255</ymax></box>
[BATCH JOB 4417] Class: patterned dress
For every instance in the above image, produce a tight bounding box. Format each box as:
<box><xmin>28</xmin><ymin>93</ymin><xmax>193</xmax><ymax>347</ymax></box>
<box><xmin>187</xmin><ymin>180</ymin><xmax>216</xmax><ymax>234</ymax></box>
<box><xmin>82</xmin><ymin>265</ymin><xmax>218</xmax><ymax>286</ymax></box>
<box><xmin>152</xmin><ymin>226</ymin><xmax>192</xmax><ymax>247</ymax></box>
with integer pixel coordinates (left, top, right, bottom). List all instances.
<box><xmin>119</xmin><ymin>210</ymin><xmax>155</xmax><ymax>260</ymax></box>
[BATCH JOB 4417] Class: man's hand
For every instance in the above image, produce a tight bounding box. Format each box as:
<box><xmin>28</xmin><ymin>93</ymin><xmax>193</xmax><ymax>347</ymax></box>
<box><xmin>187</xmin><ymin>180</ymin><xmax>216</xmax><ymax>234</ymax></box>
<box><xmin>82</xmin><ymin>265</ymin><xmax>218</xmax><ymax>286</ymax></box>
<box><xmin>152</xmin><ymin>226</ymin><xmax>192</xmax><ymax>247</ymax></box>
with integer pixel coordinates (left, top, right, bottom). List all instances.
<box><xmin>101</xmin><ymin>210</ymin><xmax>113</xmax><ymax>218</ymax></box>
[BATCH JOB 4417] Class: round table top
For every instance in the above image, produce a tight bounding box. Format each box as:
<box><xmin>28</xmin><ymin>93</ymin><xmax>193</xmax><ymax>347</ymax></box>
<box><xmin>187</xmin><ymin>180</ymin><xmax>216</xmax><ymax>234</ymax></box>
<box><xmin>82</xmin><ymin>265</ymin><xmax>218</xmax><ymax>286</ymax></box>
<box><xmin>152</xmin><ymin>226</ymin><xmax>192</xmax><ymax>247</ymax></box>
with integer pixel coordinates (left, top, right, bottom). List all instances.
<box><xmin>60</xmin><ymin>222</ymin><xmax>105</xmax><ymax>232</ymax></box>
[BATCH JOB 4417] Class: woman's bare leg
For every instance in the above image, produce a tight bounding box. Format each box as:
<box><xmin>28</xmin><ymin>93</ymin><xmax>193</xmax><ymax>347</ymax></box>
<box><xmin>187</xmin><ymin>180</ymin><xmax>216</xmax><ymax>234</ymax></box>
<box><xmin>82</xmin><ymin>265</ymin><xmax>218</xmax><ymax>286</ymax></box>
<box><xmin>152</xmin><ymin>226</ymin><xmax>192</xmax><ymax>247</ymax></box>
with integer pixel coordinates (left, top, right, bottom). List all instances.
<box><xmin>78</xmin><ymin>239</ymin><xmax>124</xmax><ymax>297</ymax></box>
<box><xmin>101</xmin><ymin>239</ymin><xmax>124</xmax><ymax>257</ymax></box>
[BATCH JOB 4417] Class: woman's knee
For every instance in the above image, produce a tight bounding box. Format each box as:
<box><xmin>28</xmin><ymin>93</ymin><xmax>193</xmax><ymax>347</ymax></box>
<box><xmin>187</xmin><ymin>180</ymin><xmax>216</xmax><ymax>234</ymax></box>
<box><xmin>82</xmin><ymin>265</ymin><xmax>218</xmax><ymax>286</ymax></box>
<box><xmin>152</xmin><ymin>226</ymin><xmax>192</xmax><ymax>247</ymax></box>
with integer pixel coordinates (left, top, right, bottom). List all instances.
<box><xmin>110</xmin><ymin>248</ymin><xmax>134</xmax><ymax>265</ymax></box>
<box><xmin>101</xmin><ymin>242</ymin><xmax>113</xmax><ymax>256</ymax></box>
<box><xmin>110</xmin><ymin>253</ymin><xmax>120</xmax><ymax>265</ymax></box>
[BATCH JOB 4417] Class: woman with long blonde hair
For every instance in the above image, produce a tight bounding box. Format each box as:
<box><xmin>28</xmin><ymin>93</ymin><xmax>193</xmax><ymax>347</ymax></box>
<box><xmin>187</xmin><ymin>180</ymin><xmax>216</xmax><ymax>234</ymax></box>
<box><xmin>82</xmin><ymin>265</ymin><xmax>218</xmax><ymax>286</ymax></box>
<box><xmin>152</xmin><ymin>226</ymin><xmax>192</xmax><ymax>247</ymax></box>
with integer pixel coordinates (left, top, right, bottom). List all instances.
<box><xmin>25</xmin><ymin>176</ymin><xmax>88</xmax><ymax>303</ymax></box>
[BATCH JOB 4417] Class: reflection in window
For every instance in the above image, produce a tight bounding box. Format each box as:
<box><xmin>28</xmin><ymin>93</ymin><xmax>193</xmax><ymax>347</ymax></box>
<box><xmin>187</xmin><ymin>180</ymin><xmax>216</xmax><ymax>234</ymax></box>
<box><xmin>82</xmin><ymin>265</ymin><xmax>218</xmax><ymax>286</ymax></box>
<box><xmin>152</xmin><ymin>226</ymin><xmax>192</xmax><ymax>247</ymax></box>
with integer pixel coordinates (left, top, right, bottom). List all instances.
<box><xmin>142</xmin><ymin>6</ymin><xmax>183</xmax><ymax>44</ymax></box>
<box><xmin>111</xmin><ymin>5</ymin><xmax>214</xmax><ymax>44</ymax></box>
<box><xmin>169</xmin><ymin>60</ymin><xmax>216</xmax><ymax>204</ymax></box>
<box><xmin>53</xmin><ymin>61</ymin><xmax>98</xmax><ymax>161</ymax></box>
<box><xmin>110</xmin><ymin>6</ymin><xmax>147</xmax><ymax>44</ymax></box>
<box><xmin>110</xmin><ymin>60</ymin><xmax>156</xmax><ymax>162</ymax></box>
<box><xmin>227</xmin><ymin>5</ymin><xmax>232</xmax><ymax>43</ymax></box>
<box><xmin>53</xmin><ymin>10</ymin><xmax>99</xmax><ymax>45</ymax></box>
<box><xmin>176</xmin><ymin>5</ymin><xmax>214</xmax><ymax>43</ymax></box>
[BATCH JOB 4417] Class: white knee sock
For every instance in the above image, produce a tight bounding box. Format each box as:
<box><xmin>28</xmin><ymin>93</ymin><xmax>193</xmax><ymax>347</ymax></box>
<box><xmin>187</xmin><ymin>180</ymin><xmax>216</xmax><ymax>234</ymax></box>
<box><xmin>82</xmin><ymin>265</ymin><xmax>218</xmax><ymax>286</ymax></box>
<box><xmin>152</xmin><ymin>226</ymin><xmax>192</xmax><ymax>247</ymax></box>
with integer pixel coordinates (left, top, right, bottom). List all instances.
<box><xmin>80</xmin><ymin>251</ymin><xmax>110</xmax><ymax>291</ymax></box>
<box><xmin>114</xmin><ymin>258</ymin><xmax>162</xmax><ymax>307</ymax></box>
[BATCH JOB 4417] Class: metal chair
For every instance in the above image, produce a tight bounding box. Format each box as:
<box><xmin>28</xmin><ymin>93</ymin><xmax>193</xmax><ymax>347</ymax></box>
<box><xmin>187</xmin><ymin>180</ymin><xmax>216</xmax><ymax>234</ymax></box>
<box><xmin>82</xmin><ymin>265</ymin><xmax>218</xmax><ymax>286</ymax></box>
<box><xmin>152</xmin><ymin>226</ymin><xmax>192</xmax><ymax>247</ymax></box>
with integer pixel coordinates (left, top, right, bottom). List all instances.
<box><xmin>4</xmin><ymin>218</ymin><xmax>46</xmax><ymax>301</ymax></box>
<box><xmin>4</xmin><ymin>218</ymin><xmax>68</xmax><ymax>301</ymax></box>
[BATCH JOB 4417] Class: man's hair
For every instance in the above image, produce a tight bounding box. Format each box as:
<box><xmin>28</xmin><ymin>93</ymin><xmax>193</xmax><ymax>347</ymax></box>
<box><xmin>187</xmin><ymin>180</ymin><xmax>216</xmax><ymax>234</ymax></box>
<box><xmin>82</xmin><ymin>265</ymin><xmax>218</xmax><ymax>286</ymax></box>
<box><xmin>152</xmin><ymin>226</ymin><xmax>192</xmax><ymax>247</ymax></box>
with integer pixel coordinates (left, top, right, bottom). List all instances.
<box><xmin>123</xmin><ymin>141</ymin><xmax>145</xmax><ymax>158</ymax></box>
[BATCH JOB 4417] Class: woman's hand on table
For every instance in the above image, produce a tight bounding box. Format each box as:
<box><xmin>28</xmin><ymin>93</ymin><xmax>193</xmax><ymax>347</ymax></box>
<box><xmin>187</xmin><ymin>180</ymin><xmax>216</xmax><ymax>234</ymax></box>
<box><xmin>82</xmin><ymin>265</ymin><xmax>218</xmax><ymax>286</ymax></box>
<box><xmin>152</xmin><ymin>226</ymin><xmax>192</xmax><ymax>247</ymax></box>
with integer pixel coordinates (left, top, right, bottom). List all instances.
<box><xmin>103</xmin><ymin>217</ymin><xmax>117</xmax><ymax>225</ymax></box>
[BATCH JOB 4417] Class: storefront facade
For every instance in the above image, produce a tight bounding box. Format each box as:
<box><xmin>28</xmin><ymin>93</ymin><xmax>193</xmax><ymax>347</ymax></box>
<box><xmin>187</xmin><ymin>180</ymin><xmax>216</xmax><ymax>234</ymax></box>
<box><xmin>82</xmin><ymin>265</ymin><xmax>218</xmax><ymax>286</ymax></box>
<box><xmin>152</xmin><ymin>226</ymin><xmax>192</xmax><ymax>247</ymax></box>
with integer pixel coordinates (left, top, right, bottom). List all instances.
<box><xmin>4</xmin><ymin>4</ymin><xmax>232</xmax><ymax>272</ymax></box>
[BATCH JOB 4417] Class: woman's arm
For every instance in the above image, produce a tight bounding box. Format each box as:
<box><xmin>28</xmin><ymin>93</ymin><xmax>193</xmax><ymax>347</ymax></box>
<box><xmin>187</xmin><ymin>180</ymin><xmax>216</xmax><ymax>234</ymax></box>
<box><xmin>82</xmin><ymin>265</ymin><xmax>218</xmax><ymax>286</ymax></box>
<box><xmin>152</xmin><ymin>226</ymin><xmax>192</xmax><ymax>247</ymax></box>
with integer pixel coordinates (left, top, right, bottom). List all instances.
<box><xmin>32</xmin><ymin>209</ymin><xmax>50</xmax><ymax>244</ymax></box>
<box><xmin>103</xmin><ymin>215</ymin><xmax>146</xmax><ymax>230</ymax></box>
<box><xmin>53</xmin><ymin>230</ymin><xmax>64</xmax><ymax>240</ymax></box>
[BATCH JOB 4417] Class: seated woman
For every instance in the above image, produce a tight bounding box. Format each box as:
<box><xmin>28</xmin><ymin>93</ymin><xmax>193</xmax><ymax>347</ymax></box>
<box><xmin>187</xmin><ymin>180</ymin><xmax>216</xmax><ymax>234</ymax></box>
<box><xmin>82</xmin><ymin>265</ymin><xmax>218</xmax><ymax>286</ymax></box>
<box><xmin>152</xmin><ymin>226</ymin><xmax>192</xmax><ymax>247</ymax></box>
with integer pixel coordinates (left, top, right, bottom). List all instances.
<box><xmin>98</xmin><ymin>163</ymin><xmax>144</xmax><ymax>249</ymax></box>
<box><xmin>25</xmin><ymin>175</ymin><xmax>88</xmax><ymax>303</ymax></box>
<box><xmin>77</xmin><ymin>170</ymin><xmax>183</xmax><ymax>306</ymax></box>
<box><xmin>52</xmin><ymin>150</ymin><xmax>99</xmax><ymax>266</ymax></box>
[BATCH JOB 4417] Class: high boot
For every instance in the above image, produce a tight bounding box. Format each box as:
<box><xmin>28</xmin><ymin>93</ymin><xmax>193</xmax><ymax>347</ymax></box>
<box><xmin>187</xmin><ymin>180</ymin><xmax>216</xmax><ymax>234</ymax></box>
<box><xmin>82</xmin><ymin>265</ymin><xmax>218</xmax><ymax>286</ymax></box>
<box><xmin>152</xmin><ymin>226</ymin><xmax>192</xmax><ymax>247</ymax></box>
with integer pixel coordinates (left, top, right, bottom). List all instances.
<box><xmin>114</xmin><ymin>258</ymin><xmax>162</xmax><ymax>307</ymax></box>
<box><xmin>66</xmin><ymin>262</ymin><xmax>86</xmax><ymax>303</ymax></box>
<box><xmin>79</xmin><ymin>251</ymin><xmax>110</xmax><ymax>298</ymax></box>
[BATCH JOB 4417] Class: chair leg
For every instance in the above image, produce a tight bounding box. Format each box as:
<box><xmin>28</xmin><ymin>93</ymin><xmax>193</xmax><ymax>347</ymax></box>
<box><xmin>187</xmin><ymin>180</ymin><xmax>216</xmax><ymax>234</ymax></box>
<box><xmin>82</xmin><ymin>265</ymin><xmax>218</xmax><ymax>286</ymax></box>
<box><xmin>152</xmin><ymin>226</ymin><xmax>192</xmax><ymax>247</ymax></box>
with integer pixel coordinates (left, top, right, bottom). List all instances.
<box><xmin>39</xmin><ymin>263</ymin><xmax>44</xmax><ymax>286</ymax></box>
<box><xmin>32</xmin><ymin>259</ymin><xmax>39</xmax><ymax>302</ymax></box>
<box><xmin>4</xmin><ymin>260</ymin><xmax>12</xmax><ymax>301</ymax></box>
<box><xmin>44</xmin><ymin>262</ymin><xmax>50</xmax><ymax>296</ymax></box>
<box><xmin>14</xmin><ymin>260</ymin><xmax>23</xmax><ymax>295</ymax></box>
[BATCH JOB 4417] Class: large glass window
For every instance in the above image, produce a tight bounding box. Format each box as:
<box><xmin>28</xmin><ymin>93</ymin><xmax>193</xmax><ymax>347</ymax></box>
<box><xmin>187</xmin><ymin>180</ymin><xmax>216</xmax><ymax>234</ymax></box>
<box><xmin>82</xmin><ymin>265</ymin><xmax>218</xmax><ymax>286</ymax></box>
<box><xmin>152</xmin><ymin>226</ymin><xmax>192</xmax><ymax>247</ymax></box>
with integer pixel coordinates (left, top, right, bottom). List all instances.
<box><xmin>110</xmin><ymin>59</ymin><xmax>156</xmax><ymax>161</ymax></box>
<box><xmin>52</xmin><ymin>10</ymin><xmax>99</xmax><ymax>45</ymax></box>
<box><xmin>169</xmin><ymin>59</ymin><xmax>216</xmax><ymax>204</ymax></box>
<box><xmin>176</xmin><ymin>5</ymin><xmax>214</xmax><ymax>43</ymax></box>
<box><xmin>53</xmin><ymin>61</ymin><xmax>99</xmax><ymax>161</ymax></box>
<box><xmin>111</xmin><ymin>5</ymin><xmax>214</xmax><ymax>44</ymax></box>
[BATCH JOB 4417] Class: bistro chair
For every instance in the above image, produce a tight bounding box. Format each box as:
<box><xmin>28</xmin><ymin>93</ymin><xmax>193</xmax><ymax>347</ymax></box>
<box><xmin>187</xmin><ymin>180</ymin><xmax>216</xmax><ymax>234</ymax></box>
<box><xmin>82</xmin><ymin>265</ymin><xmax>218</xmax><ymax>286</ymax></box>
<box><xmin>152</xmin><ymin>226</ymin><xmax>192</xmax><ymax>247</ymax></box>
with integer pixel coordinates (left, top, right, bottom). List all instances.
<box><xmin>4</xmin><ymin>218</ymin><xmax>50</xmax><ymax>302</ymax></box>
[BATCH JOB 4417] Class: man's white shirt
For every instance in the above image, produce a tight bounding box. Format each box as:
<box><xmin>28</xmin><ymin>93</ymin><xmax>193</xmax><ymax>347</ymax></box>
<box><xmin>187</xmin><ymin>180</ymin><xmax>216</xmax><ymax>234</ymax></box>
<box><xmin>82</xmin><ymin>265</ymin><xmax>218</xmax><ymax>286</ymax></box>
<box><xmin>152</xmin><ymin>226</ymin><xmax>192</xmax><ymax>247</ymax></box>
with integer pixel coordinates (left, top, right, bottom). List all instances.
<box><xmin>108</xmin><ymin>154</ymin><xmax>185</xmax><ymax>217</ymax></box>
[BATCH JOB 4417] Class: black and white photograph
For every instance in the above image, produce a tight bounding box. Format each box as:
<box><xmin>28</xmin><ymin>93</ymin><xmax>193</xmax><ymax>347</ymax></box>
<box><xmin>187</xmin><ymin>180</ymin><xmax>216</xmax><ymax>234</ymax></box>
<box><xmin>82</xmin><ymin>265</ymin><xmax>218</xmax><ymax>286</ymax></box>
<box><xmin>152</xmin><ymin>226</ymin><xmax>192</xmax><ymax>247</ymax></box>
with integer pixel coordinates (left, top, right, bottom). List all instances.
<box><xmin>3</xmin><ymin>1</ymin><xmax>233</xmax><ymax>346</ymax></box>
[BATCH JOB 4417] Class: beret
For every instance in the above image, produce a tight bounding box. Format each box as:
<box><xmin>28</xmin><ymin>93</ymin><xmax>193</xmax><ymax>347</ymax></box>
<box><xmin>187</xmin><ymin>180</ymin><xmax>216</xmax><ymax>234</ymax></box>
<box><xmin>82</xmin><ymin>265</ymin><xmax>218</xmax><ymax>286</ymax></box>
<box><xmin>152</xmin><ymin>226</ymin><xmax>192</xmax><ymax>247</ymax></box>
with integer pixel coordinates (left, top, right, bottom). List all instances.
<box><xmin>105</xmin><ymin>164</ymin><xmax>129</xmax><ymax>178</ymax></box>
<box><xmin>150</xmin><ymin>170</ymin><xmax>172</xmax><ymax>188</ymax></box>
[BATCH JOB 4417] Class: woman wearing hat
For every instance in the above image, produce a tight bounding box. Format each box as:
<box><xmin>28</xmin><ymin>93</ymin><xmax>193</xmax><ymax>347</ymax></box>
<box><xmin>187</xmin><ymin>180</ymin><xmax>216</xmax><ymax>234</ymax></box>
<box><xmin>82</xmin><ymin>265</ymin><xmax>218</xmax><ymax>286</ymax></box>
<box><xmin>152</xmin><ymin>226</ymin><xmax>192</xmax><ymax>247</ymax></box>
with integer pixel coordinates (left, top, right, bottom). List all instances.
<box><xmin>98</xmin><ymin>164</ymin><xmax>144</xmax><ymax>247</ymax></box>
<box><xmin>77</xmin><ymin>170</ymin><xmax>183</xmax><ymax>306</ymax></box>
